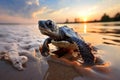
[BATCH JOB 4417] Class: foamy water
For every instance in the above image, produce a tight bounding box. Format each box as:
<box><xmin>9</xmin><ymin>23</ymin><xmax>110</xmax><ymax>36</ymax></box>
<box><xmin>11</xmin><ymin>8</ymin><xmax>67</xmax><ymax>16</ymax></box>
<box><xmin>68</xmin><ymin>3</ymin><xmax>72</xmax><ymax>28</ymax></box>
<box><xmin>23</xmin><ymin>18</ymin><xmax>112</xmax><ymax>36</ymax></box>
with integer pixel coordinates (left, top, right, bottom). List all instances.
<box><xmin>0</xmin><ymin>24</ymin><xmax>48</xmax><ymax>80</ymax></box>
<box><xmin>0</xmin><ymin>24</ymin><xmax>46</xmax><ymax>52</ymax></box>
<box><xmin>0</xmin><ymin>22</ymin><xmax>120</xmax><ymax>80</ymax></box>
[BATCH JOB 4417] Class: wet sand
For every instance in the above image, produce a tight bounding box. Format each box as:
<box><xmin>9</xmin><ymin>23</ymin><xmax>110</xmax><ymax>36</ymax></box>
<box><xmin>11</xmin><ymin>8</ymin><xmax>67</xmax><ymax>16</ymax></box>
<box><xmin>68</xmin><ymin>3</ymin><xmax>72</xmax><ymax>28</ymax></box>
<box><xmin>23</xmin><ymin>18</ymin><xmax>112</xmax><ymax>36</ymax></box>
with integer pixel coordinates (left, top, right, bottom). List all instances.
<box><xmin>45</xmin><ymin>60</ymin><xmax>80</xmax><ymax>80</ymax></box>
<box><xmin>0</xmin><ymin>57</ymin><xmax>42</xmax><ymax>80</ymax></box>
<box><xmin>43</xmin><ymin>55</ymin><xmax>112</xmax><ymax>80</ymax></box>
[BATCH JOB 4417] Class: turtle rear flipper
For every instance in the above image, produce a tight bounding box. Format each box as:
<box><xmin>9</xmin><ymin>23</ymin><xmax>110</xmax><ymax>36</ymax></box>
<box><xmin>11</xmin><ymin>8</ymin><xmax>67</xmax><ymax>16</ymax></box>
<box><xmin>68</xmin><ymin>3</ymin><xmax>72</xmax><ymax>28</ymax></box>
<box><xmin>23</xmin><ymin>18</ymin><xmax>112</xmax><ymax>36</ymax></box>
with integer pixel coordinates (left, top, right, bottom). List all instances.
<box><xmin>70</xmin><ymin>37</ymin><xmax>95</xmax><ymax>65</ymax></box>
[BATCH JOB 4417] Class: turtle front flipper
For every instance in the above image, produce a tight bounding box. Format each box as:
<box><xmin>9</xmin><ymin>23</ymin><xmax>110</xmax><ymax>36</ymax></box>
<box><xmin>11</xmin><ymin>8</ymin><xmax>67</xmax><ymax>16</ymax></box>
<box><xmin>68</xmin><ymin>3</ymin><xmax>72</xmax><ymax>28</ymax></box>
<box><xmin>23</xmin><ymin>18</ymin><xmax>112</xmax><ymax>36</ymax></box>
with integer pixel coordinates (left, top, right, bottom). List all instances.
<box><xmin>70</xmin><ymin>37</ymin><xmax>95</xmax><ymax>65</ymax></box>
<box><xmin>41</xmin><ymin>38</ymin><xmax>52</xmax><ymax>57</ymax></box>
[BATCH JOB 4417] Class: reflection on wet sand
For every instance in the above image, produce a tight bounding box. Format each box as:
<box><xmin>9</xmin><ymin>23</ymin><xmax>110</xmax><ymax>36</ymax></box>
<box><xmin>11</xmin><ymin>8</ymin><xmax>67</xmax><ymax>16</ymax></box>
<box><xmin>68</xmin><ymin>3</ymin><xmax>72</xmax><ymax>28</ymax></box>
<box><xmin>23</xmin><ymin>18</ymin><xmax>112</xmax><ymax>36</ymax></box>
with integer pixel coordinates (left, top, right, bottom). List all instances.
<box><xmin>88</xmin><ymin>27</ymin><xmax>120</xmax><ymax>46</ymax></box>
<box><xmin>101</xmin><ymin>23</ymin><xmax>120</xmax><ymax>26</ymax></box>
<box><xmin>103</xmin><ymin>38</ymin><xmax>120</xmax><ymax>42</ymax></box>
<box><xmin>103</xmin><ymin>38</ymin><xmax>120</xmax><ymax>46</ymax></box>
<box><xmin>103</xmin><ymin>42</ymin><xmax>120</xmax><ymax>46</ymax></box>
<box><xmin>105</xmin><ymin>34</ymin><xmax>120</xmax><ymax>37</ymax></box>
<box><xmin>89</xmin><ymin>28</ymin><xmax>120</xmax><ymax>34</ymax></box>
<box><xmin>83</xmin><ymin>22</ymin><xmax>120</xmax><ymax>27</ymax></box>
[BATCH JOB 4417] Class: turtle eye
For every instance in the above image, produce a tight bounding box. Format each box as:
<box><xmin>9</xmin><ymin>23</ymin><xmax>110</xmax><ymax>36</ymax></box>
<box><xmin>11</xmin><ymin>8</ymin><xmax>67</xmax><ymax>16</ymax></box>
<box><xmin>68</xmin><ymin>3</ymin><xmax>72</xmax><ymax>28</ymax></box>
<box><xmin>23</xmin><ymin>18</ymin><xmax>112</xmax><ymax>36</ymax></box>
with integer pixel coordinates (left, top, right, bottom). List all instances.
<box><xmin>48</xmin><ymin>21</ymin><xmax>52</xmax><ymax>26</ymax></box>
<box><xmin>48</xmin><ymin>21</ymin><xmax>53</xmax><ymax>26</ymax></box>
<box><xmin>46</xmin><ymin>20</ymin><xmax>53</xmax><ymax>26</ymax></box>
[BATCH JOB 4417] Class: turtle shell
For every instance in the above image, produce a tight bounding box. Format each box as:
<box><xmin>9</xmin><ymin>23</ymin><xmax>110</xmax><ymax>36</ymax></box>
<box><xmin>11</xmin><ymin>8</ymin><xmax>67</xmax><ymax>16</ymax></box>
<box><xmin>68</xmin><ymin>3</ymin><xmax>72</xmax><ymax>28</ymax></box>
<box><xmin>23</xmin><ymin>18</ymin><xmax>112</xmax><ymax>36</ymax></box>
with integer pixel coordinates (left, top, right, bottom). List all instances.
<box><xmin>51</xmin><ymin>40</ymin><xmax>78</xmax><ymax>50</ymax></box>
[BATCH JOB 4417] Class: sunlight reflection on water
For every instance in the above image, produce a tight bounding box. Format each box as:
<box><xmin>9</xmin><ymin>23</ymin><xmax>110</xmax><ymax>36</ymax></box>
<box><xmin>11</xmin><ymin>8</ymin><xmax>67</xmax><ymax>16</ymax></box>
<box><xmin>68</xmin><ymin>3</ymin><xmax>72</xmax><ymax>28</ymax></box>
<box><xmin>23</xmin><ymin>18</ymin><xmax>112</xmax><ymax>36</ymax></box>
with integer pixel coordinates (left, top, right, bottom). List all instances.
<box><xmin>84</xmin><ymin>23</ymin><xmax>87</xmax><ymax>33</ymax></box>
<box><xmin>59</xmin><ymin>22</ymin><xmax>120</xmax><ymax>46</ymax></box>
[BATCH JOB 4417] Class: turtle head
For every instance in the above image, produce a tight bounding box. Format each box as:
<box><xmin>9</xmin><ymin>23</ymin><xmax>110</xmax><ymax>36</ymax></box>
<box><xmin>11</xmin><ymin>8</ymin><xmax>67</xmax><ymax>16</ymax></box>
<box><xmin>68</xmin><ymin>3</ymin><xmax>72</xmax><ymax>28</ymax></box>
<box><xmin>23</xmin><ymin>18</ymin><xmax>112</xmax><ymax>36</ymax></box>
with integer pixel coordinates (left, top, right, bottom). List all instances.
<box><xmin>38</xmin><ymin>20</ymin><xmax>58</xmax><ymax>35</ymax></box>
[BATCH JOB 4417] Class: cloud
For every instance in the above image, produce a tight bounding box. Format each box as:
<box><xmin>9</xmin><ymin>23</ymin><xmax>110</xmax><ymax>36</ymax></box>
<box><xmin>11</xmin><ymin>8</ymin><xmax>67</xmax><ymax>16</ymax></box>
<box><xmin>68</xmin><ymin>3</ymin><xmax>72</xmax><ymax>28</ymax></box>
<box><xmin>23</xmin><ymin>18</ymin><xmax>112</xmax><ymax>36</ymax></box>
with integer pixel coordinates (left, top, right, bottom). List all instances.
<box><xmin>26</xmin><ymin>0</ymin><xmax>39</xmax><ymax>6</ymax></box>
<box><xmin>50</xmin><ymin>7</ymin><xmax>69</xmax><ymax>15</ymax></box>
<box><xmin>0</xmin><ymin>0</ymin><xmax>40</xmax><ymax>18</ymax></box>
<box><xmin>0</xmin><ymin>0</ymin><xmax>41</xmax><ymax>23</ymax></box>
<box><xmin>26</xmin><ymin>1</ymin><xmax>33</xmax><ymax>5</ymax></box>
<box><xmin>32</xmin><ymin>7</ymin><xmax>49</xmax><ymax>18</ymax></box>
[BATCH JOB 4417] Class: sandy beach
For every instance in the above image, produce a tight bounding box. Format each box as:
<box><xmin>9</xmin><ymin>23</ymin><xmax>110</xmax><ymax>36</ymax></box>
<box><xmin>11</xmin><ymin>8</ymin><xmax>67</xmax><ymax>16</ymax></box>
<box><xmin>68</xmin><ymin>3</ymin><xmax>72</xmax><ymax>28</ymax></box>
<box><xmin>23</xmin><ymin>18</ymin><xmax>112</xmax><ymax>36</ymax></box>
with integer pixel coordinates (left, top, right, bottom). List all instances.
<box><xmin>0</xmin><ymin>22</ymin><xmax>120</xmax><ymax>80</ymax></box>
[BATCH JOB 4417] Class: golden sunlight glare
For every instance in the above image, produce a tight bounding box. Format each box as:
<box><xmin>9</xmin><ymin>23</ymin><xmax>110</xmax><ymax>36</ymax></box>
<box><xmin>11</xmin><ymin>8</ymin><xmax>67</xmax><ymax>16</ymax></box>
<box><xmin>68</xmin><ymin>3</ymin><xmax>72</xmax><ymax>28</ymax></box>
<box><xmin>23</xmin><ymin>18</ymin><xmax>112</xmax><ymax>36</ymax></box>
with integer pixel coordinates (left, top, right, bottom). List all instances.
<box><xmin>83</xmin><ymin>17</ymin><xmax>87</xmax><ymax>22</ymax></box>
<box><xmin>84</xmin><ymin>23</ymin><xmax>87</xmax><ymax>33</ymax></box>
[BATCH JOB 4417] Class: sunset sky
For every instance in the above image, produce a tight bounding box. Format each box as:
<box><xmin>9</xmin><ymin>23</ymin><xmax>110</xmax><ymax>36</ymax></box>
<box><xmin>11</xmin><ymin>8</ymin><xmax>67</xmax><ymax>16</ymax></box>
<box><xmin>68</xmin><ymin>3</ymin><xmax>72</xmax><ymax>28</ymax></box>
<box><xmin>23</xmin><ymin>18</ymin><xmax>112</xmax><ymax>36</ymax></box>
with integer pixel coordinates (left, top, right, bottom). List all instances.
<box><xmin>0</xmin><ymin>0</ymin><xmax>120</xmax><ymax>23</ymax></box>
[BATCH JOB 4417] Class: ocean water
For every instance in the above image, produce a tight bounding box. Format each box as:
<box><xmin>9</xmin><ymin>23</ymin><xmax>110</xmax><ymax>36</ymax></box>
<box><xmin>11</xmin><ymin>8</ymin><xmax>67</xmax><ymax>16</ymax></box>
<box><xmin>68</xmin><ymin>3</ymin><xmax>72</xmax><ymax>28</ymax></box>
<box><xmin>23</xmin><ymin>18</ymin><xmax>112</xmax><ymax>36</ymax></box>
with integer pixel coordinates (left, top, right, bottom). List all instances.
<box><xmin>0</xmin><ymin>22</ymin><xmax>120</xmax><ymax>80</ymax></box>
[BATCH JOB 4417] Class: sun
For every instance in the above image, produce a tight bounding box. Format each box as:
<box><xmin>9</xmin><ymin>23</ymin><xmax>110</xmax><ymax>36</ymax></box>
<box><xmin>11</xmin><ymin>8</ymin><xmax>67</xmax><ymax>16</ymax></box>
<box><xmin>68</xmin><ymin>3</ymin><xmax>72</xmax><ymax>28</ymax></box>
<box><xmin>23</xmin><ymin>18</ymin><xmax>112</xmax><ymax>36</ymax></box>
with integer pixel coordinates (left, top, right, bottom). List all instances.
<box><xmin>83</xmin><ymin>17</ymin><xmax>88</xmax><ymax>22</ymax></box>
<box><xmin>78</xmin><ymin>11</ymin><xmax>89</xmax><ymax>22</ymax></box>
